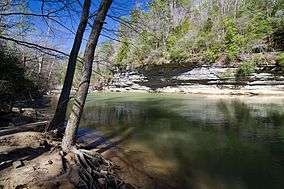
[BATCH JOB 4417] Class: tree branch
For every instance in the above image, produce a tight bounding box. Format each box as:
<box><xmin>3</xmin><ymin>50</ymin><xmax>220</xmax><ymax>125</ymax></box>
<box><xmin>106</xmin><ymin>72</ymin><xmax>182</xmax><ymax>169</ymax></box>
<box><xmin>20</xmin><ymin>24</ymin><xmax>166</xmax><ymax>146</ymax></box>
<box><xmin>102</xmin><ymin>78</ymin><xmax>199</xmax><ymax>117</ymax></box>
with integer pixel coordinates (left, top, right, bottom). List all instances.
<box><xmin>0</xmin><ymin>12</ymin><xmax>55</xmax><ymax>17</ymax></box>
<box><xmin>0</xmin><ymin>35</ymin><xmax>68</xmax><ymax>57</ymax></box>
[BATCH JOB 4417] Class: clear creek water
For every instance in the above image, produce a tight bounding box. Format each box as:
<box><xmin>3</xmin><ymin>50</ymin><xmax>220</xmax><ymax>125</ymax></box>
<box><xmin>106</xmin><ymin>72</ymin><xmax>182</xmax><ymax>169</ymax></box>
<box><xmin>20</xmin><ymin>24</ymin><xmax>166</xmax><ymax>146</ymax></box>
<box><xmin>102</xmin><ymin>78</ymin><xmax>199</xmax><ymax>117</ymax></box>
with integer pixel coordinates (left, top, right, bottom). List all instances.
<box><xmin>79</xmin><ymin>93</ymin><xmax>284</xmax><ymax>189</ymax></box>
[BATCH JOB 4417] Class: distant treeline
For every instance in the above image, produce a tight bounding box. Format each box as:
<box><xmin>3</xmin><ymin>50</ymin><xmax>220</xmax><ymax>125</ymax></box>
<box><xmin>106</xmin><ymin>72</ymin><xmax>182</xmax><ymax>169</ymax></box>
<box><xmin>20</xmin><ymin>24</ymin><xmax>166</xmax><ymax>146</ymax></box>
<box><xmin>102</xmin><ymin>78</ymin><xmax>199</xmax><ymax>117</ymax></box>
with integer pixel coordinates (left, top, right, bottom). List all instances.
<box><xmin>96</xmin><ymin>0</ymin><xmax>284</xmax><ymax>69</ymax></box>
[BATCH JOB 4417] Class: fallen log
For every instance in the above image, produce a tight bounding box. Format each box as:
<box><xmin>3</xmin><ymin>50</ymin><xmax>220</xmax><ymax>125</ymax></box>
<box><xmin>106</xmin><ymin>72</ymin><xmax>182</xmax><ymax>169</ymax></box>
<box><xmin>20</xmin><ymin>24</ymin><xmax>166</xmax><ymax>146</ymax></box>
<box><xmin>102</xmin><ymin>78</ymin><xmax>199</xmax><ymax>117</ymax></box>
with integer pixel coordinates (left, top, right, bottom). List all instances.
<box><xmin>0</xmin><ymin>121</ymin><xmax>48</xmax><ymax>137</ymax></box>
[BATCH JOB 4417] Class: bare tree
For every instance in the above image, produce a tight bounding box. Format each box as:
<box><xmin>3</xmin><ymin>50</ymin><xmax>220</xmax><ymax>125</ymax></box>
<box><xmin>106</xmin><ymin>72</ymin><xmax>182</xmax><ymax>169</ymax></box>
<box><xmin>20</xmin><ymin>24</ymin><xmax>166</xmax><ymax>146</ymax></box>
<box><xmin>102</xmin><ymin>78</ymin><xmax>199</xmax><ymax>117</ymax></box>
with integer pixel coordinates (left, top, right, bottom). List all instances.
<box><xmin>46</xmin><ymin>0</ymin><xmax>91</xmax><ymax>131</ymax></box>
<box><xmin>62</xmin><ymin>0</ymin><xmax>113</xmax><ymax>152</ymax></box>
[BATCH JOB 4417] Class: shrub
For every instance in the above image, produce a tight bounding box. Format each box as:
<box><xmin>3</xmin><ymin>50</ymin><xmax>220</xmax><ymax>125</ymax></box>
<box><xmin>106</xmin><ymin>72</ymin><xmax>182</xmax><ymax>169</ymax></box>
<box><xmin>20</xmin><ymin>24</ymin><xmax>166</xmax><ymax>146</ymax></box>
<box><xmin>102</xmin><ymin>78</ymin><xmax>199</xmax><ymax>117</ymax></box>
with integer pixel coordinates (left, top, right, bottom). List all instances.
<box><xmin>236</xmin><ymin>60</ymin><xmax>256</xmax><ymax>78</ymax></box>
<box><xmin>204</xmin><ymin>46</ymin><xmax>221</xmax><ymax>63</ymax></box>
<box><xmin>276</xmin><ymin>52</ymin><xmax>284</xmax><ymax>66</ymax></box>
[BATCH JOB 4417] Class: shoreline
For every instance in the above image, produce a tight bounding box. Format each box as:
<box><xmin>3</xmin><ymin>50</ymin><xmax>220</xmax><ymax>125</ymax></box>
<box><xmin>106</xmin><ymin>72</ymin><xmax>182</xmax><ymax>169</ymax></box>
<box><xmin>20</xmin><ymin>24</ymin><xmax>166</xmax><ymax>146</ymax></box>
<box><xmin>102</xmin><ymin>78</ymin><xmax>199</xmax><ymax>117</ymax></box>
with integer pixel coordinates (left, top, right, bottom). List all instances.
<box><xmin>0</xmin><ymin>126</ymin><xmax>133</xmax><ymax>189</ymax></box>
<box><xmin>103</xmin><ymin>87</ymin><xmax>284</xmax><ymax>96</ymax></box>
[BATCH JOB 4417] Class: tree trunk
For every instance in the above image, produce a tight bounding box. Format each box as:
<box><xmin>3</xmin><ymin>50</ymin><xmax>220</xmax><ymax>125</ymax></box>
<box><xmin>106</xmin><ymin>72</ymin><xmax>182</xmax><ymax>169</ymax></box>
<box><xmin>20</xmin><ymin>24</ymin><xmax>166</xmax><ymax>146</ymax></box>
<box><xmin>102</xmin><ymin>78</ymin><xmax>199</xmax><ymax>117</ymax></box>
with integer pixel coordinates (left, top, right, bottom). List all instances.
<box><xmin>46</xmin><ymin>0</ymin><xmax>91</xmax><ymax>131</ymax></box>
<box><xmin>62</xmin><ymin>0</ymin><xmax>112</xmax><ymax>152</ymax></box>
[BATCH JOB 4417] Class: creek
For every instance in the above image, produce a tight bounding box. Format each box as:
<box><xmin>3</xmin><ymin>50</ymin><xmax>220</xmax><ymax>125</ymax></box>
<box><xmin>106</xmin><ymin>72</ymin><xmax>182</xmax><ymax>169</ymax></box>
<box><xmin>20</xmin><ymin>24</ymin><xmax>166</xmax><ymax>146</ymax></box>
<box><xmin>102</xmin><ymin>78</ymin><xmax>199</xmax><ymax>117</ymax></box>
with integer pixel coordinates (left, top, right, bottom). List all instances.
<box><xmin>80</xmin><ymin>93</ymin><xmax>284</xmax><ymax>189</ymax></box>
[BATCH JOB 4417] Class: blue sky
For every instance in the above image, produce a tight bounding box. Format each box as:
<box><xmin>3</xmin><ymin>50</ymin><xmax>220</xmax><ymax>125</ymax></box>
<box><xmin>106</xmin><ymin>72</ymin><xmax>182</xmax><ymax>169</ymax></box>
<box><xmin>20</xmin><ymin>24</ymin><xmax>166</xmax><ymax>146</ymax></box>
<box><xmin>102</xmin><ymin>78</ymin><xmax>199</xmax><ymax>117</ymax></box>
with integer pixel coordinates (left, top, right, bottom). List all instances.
<box><xmin>27</xmin><ymin>0</ymin><xmax>150</xmax><ymax>53</ymax></box>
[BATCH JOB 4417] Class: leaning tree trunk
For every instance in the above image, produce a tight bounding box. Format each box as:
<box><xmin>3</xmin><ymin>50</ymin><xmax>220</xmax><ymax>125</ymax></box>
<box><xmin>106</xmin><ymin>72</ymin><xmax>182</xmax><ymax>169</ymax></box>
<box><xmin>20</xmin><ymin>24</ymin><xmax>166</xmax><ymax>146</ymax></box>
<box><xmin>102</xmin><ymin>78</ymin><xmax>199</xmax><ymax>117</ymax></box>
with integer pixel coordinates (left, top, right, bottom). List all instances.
<box><xmin>46</xmin><ymin>0</ymin><xmax>91</xmax><ymax>131</ymax></box>
<box><xmin>62</xmin><ymin>0</ymin><xmax>113</xmax><ymax>152</ymax></box>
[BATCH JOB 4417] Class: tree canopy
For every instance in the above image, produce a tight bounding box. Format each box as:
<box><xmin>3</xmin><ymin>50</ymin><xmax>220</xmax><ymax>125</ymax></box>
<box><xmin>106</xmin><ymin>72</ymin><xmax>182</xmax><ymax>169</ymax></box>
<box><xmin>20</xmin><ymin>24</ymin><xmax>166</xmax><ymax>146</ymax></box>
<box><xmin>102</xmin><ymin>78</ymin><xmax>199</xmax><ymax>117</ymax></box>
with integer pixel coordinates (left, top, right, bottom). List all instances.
<box><xmin>104</xmin><ymin>0</ymin><xmax>284</xmax><ymax>68</ymax></box>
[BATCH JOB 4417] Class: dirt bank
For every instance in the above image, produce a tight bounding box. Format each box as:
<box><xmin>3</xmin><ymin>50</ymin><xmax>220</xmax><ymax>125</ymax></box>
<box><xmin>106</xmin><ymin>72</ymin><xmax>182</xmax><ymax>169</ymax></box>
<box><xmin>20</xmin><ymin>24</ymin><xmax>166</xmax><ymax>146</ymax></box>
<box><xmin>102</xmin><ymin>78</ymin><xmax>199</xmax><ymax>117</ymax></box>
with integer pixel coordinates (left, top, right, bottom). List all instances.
<box><xmin>0</xmin><ymin>131</ymin><xmax>133</xmax><ymax>189</ymax></box>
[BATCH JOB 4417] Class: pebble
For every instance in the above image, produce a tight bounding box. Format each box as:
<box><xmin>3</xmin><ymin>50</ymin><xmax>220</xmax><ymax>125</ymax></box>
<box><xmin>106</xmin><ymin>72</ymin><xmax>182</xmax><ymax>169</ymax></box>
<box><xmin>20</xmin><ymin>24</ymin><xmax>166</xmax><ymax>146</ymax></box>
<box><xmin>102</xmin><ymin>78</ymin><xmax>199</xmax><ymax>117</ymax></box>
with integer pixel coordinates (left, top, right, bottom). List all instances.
<box><xmin>13</xmin><ymin>160</ymin><xmax>24</xmax><ymax>169</ymax></box>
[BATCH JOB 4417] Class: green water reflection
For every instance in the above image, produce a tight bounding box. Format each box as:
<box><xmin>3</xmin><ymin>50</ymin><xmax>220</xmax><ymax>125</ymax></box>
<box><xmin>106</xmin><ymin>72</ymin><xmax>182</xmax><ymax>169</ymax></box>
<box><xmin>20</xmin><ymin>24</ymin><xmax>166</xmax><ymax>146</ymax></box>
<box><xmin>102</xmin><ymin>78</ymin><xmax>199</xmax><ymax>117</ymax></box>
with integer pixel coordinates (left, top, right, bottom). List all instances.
<box><xmin>80</xmin><ymin>93</ymin><xmax>284</xmax><ymax>189</ymax></box>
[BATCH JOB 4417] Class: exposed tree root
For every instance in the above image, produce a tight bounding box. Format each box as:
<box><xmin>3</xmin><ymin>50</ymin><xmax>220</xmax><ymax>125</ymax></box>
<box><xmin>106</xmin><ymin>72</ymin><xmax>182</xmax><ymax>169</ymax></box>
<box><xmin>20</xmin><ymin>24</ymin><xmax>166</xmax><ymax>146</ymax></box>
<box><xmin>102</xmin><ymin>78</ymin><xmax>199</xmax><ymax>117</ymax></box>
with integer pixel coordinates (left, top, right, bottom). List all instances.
<box><xmin>0</xmin><ymin>132</ymin><xmax>134</xmax><ymax>189</ymax></box>
<box><xmin>66</xmin><ymin>148</ymin><xmax>134</xmax><ymax>189</ymax></box>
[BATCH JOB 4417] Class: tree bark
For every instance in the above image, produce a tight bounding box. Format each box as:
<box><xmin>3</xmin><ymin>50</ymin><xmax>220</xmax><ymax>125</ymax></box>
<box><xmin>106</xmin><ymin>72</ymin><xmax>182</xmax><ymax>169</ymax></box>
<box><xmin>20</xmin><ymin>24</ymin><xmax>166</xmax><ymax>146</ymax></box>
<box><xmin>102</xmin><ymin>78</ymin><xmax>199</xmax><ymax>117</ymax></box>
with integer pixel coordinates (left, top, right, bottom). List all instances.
<box><xmin>62</xmin><ymin>0</ymin><xmax>113</xmax><ymax>152</ymax></box>
<box><xmin>46</xmin><ymin>0</ymin><xmax>91</xmax><ymax>131</ymax></box>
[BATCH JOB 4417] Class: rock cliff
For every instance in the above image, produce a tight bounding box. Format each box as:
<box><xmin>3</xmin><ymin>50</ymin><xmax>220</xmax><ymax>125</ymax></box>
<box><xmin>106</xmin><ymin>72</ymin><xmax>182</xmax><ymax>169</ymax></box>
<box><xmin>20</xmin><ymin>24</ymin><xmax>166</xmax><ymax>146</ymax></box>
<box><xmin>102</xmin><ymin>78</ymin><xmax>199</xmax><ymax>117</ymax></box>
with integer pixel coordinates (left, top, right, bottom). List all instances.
<box><xmin>106</xmin><ymin>63</ymin><xmax>284</xmax><ymax>95</ymax></box>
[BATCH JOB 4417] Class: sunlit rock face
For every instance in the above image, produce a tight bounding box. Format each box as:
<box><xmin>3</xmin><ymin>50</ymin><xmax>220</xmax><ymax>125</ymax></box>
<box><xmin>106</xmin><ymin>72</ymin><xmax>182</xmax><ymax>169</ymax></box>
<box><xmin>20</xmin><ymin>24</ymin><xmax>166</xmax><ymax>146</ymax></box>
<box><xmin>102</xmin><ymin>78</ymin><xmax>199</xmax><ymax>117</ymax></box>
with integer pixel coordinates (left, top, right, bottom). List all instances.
<box><xmin>107</xmin><ymin>64</ymin><xmax>284</xmax><ymax>95</ymax></box>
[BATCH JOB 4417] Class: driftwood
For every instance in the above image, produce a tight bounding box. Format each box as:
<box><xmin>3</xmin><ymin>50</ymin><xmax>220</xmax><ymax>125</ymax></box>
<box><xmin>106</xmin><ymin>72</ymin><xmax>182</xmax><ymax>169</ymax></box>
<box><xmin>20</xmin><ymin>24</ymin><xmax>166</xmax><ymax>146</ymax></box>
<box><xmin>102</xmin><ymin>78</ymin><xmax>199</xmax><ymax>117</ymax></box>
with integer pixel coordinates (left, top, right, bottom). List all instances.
<box><xmin>0</xmin><ymin>121</ymin><xmax>48</xmax><ymax>137</ymax></box>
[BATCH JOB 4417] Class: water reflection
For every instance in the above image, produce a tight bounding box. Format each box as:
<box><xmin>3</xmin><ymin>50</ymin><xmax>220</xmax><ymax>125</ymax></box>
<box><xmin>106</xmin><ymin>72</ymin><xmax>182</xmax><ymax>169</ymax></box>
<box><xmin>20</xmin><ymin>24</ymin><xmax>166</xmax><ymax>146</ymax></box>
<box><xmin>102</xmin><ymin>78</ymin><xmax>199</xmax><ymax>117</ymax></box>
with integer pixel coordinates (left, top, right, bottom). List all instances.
<box><xmin>80</xmin><ymin>93</ymin><xmax>284</xmax><ymax>189</ymax></box>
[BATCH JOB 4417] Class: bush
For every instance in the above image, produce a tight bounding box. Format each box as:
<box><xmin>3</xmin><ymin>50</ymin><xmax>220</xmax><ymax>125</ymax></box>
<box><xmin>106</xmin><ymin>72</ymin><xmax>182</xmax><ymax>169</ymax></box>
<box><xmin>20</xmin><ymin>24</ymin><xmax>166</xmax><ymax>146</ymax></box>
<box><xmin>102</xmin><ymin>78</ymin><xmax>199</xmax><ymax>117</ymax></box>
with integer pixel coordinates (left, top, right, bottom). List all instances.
<box><xmin>276</xmin><ymin>52</ymin><xmax>284</xmax><ymax>66</ymax></box>
<box><xmin>204</xmin><ymin>46</ymin><xmax>221</xmax><ymax>63</ymax></box>
<box><xmin>236</xmin><ymin>60</ymin><xmax>256</xmax><ymax>78</ymax></box>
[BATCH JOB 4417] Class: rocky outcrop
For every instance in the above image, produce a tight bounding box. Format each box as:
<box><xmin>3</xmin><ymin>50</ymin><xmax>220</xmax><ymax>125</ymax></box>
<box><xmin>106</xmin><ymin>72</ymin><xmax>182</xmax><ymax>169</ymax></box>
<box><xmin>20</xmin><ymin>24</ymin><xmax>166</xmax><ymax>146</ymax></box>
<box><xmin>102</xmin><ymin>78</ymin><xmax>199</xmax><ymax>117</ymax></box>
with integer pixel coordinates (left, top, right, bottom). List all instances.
<box><xmin>106</xmin><ymin>64</ymin><xmax>284</xmax><ymax>95</ymax></box>
<box><xmin>107</xmin><ymin>71</ymin><xmax>150</xmax><ymax>92</ymax></box>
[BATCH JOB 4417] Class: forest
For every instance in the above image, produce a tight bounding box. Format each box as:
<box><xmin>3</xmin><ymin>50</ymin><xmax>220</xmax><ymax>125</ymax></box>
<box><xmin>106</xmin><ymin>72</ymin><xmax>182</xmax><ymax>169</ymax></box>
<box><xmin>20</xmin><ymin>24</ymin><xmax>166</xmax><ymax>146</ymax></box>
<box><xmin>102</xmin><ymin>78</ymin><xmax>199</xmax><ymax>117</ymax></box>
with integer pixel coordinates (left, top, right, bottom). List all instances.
<box><xmin>0</xmin><ymin>0</ymin><xmax>284</xmax><ymax>189</ymax></box>
<box><xmin>103</xmin><ymin>0</ymin><xmax>284</xmax><ymax>70</ymax></box>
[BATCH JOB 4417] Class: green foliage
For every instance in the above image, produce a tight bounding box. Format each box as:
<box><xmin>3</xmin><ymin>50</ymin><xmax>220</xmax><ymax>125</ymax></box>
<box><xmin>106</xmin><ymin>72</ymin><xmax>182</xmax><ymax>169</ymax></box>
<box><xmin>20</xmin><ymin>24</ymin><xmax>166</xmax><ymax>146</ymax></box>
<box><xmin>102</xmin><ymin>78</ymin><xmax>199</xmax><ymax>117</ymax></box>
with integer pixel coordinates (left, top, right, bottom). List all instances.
<box><xmin>168</xmin><ymin>48</ymin><xmax>187</xmax><ymax>63</ymax></box>
<box><xmin>166</xmin><ymin>19</ymin><xmax>190</xmax><ymax>49</ymax></box>
<box><xmin>243</xmin><ymin>12</ymin><xmax>273</xmax><ymax>51</ymax></box>
<box><xmin>205</xmin><ymin>47</ymin><xmax>220</xmax><ymax>63</ymax></box>
<box><xmin>166</xmin><ymin>19</ymin><xmax>191</xmax><ymax>62</ymax></box>
<box><xmin>203</xmin><ymin>18</ymin><xmax>213</xmax><ymax>33</ymax></box>
<box><xmin>276</xmin><ymin>52</ymin><xmax>284</xmax><ymax>66</ymax></box>
<box><xmin>195</xmin><ymin>28</ymin><xmax>223</xmax><ymax>63</ymax></box>
<box><xmin>251</xmin><ymin>53</ymin><xmax>272</xmax><ymax>65</ymax></box>
<box><xmin>236</xmin><ymin>60</ymin><xmax>256</xmax><ymax>78</ymax></box>
<box><xmin>115</xmin><ymin>38</ymin><xmax>130</xmax><ymax>65</ymax></box>
<box><xmin>110</xmin><ymin>0</ymin><xmax>284</xmax><ymax>67</ymax></box>
<box><xmin>140</xmin><ymin>30</ymin><xmax>159</xmax><ymax>49</ymax></box>
<box><xmin>149</xmin><ymin>0</ymin><xmax>167</xmax><ymax>11</ymax></box>
<box><xmin>223</xmin><ymin>18</ymin><xmax>245</xmax><ymax>60</ymax></box>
